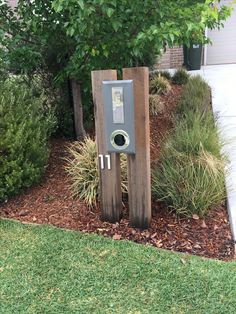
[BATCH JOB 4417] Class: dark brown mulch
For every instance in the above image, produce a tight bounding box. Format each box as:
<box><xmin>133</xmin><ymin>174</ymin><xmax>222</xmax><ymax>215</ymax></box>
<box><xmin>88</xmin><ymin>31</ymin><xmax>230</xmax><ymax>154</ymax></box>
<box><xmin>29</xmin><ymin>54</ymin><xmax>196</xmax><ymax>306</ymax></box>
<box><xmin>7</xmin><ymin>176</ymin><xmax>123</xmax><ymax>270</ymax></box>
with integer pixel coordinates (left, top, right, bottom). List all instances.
<box><xmin>150</xmin><ymin>85</ymin><xmax>182</xmax><ymax>162</ymax></box>
<box><xmin>0</xmin><ymin>85</ymin><xmax>234</xmax><ymax>261</ymax></box>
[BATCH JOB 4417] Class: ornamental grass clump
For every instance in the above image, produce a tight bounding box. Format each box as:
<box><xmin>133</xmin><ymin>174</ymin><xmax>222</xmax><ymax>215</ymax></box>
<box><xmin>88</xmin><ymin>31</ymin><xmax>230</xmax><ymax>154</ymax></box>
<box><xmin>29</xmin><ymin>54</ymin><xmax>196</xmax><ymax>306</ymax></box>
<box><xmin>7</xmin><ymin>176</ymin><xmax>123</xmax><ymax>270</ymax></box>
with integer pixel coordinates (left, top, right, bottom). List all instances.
<box><xmin>149</xmin><ymin>95</ymin><xmax>165</xmax><ymax>115</ymax></box>
<box><xmin>167</xmin><ymin>111</ymin><xmax>222</xmax><ymax>159</ymax></box>
<box><xmin>152</xmin><ymin>75</ymin><xmax>226</xmax><ymax>217</ymax></box>
<box><xmin>152</xmin><ymin>147</ymin><xmax>226</xmax><ymax>217</ymax></box>
<box><xmin>150</xmin><ymin>70</ymin><xmax>172</xmax><ymax>81</ymax></box>
<box><xmin>159</xmin><ymin>70</ymin><xmax>172</xmax><ymax>81</ymax></box>
<box><xmin>172</xmin><ymin>68</ymin><xmax>190</xmax><ymax>85</ymax></box>
<box><xmin>66</xmin><ymin>138</ymin><xmax>98</xmax><ymax>207</ymax></box>
<box><xmin>150</xmin><ymin>75</ymin><xmax>171</xmax><ymax>95</ymax></box>
<box><xmin>177</xmin><ymin>75</ymin><xmax>211</xmax><ymax>115</ymax></box>
<box><xmin>66</xmin><ymin>138</ymin><xmax>127</xmax><ymax>207</ymax></box>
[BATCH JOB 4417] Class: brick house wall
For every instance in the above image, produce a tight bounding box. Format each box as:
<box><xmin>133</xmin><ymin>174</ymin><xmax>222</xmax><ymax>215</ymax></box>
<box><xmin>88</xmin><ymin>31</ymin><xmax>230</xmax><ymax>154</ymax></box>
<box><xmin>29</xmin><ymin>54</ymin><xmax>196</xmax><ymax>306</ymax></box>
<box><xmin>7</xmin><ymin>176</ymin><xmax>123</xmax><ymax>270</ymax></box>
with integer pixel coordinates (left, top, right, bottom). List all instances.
<box><xmin>156</xmin><ymin>46</ymin><xmax>184</xmax><ymax>69</ymax></box>
<box><xmin>170</xmin><ymin>46</ymin><xmax>184</xmax><ymax>68</ymax></box>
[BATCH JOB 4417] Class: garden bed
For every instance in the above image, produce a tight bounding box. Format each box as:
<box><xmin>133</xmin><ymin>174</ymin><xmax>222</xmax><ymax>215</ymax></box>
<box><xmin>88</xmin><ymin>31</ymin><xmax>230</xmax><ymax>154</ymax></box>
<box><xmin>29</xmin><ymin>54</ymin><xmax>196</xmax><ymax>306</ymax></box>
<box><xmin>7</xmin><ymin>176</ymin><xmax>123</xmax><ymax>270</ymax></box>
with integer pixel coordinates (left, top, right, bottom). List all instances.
<box><xmin>0</xmin><ymin>84</ymin><xmax>234</xmax><ymax>261</ymax></box>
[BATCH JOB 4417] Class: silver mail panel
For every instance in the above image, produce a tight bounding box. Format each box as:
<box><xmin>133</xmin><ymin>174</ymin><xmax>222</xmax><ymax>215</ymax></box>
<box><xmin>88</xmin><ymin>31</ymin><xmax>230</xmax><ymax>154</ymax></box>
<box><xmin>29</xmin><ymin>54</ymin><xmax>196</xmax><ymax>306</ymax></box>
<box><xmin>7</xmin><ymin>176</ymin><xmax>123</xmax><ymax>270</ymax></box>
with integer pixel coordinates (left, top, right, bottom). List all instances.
<box><xmin>102</xmin><ymin>80</ymin><xmax>135</xmax><ymax>154</ymax></box>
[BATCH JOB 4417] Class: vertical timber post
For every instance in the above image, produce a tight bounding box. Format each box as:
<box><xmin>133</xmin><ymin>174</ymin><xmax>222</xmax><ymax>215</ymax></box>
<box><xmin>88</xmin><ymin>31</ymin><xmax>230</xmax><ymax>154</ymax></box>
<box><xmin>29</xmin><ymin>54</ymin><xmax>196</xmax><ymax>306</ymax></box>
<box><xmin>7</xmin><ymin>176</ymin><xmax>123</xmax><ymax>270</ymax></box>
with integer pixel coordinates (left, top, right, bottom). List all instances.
<box><xmin>123</xmin><ymin>67</ymin><xmax>151</xmax><ymax>229</ymax></box>
<box><xmin>91</xmin><ymin>70</ymin><xmax>122</xmax><ymax>222</ymax></box>
<box><xmin>71</xmin><ymin>79</ymin><xmax>86</xmax><ymax>140</ymax></box>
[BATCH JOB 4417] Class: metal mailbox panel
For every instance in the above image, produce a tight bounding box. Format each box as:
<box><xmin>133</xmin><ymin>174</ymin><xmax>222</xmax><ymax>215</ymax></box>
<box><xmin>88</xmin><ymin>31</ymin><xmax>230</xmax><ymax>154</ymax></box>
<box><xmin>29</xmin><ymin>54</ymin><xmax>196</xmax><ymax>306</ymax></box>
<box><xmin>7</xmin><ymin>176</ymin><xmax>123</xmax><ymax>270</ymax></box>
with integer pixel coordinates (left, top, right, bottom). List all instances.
<box><xmin>102</xmin><ymin>80</ymin><xmax>135</xmax><ymax>154</ymax></box>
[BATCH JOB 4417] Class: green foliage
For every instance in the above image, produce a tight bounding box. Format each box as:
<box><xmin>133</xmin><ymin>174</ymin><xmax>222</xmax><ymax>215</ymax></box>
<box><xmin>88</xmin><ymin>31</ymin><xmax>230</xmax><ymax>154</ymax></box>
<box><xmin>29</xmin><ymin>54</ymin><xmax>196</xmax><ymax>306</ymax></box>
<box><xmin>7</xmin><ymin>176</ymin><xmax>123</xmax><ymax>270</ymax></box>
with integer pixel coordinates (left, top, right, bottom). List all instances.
<box><xmin>51</xmin><ymin>0</ymin><xmax>232</xmax><ymax>75</ymax></box>
<box><xmin>152</xmin><ymin>144</ymin><xmax>226</xmax><ymax>217</ymax></box>
<box><xmin>65</xmin><ymin>138</ymin><xmax>99</xmax><ymax>207</ymax></box>
<box><xmin>0</xmin><ymin>77</ymin><xmax>56</xmax><ymax>202</ymax></box>
<box><xmin>149</xmin><ymin>95</ymin><xmax>165</xmax><ymax>115</ymax></box>
<box><xmin>159</xmin><ymin>70</ymin><xmax>172</xmax><ymax>81</ymax></box>
<box><xmin>0</xmin><ymin>1</ymin><xmax>232</xmax><ymax>136</ymax></box>
<box><xmin>152</xmin><ymin>76</ymin><xmax>226</xmax><ymax>216</ymax></box>
<box><xmin>172</xmin><ymin>68</ymin><xmax>190</xmax><ymax>85</ymax></box>
<box><xmin>0</xmin><ymin>57</ymin><xmax>8</xmax><ymax>82</ymax></box>
<box><xmin>54</xmin><ymin>100</ymin><xmax>75</xmax><ymax>138</ymax></box>
<box><xmin>65</xmin><ymin>138</ymin><xmax>127</xmax><ymax>207</ymax></box>
<box><xmin>21</xmin><ymin>74</ymin><xmax>74</xmax><ymax>138</ymax></box>
<box><xmin>177</xmin><ymin>75</ymin><xmax>211</xmax><ymax>115</ymax></box>
<box><xmin>0</xmin><ymin>0</ymin><xmax>232</xmax><ymax>80</ymax></box>
<box><xmin>167</xmin><ymin>111</ymin><xmax>222</xmax><ymax>159</ymax></box>
<box><xmin>132</xmin><ymin>48</ymin><xmax>159</xmax><ymax>69</ymax></box>
<box><xmin>150</xmin><ymin>70</ymin><xmax>172</xmax><ymax>81</ymax></box>
<box><xmin>150</xmin><ymin>75</ymin><xmax>171</xmax><ymax>95</ymax></box>
<box><xmin>0</xmin><ymin>1</ymin><xmax>78</xmax><ymax>137</ymax></box>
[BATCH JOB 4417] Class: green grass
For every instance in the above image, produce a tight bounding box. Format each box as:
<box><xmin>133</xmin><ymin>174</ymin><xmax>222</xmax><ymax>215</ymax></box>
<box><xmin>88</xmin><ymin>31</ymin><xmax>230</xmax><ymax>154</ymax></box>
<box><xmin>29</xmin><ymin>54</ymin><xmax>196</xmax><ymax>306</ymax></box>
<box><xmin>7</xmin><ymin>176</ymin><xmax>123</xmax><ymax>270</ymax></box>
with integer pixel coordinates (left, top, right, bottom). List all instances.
<box><xmin>1</xmin><ymin>219</ymin><xmax>236</xmax><ymax>314</ymax></box>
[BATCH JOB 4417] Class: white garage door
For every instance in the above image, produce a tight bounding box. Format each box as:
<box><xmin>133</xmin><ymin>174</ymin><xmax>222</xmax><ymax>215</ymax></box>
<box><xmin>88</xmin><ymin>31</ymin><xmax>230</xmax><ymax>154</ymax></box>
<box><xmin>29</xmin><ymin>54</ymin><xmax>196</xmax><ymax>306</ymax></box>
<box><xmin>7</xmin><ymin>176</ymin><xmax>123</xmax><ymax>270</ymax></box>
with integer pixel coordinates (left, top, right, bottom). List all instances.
<box><xmin>206</xmin><ymin>0</ymin><xmax>236</xmax><ymax>65</ymax></box>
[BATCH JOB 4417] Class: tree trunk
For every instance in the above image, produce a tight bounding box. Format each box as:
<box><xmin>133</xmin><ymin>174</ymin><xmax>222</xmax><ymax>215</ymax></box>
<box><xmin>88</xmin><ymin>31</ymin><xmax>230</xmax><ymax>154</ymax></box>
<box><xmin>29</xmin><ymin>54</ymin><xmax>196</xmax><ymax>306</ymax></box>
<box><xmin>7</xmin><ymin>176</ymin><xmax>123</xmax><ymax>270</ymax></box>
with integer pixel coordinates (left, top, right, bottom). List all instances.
<box><xmin>71</xmin><ymin>79</ymin><xmax>86</xmax><ymax>141</ymax></box>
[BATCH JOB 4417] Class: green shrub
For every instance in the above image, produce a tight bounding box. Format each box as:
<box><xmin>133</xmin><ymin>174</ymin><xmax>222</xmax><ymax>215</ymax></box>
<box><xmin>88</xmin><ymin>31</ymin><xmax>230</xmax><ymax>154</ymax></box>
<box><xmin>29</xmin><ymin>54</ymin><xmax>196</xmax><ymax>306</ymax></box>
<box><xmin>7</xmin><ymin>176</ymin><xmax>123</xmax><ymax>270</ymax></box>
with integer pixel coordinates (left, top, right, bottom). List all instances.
<box><xmin>66</xmin><ymin>138</ymin><xmax>128</xmax><ymax>207</ymax></box>
<box><xmin>0</xmin><ymin>78</ymin><xmax>56</xmax><ymax>202</ymax></box>
<box><xmin>150</xmin><ymin>75</ymin><xmax>171</xmax><ymax>95</ymax></box>
<box><xmin>177</xmin><ymin>75</ymin><xmax>211</xmax><ymax>115</ymax></box>
<box><xmin>149</xmin><ymin>95</ymin><xmax>165</xmax><ymax>115</ymax></box>
<box><xmin>32</xmin><ymin>76</ymin><xmax>75</xmax><ymax>138</ymax></box>
<box><xmin>152</xmin><ymin>148</ymin><xmax>226</xmax><ymax>217</ymax></box>
<box><xmin>172</xmin><ymin>68</ymin><xmax>190</xmax><ymax>85</ymax></box>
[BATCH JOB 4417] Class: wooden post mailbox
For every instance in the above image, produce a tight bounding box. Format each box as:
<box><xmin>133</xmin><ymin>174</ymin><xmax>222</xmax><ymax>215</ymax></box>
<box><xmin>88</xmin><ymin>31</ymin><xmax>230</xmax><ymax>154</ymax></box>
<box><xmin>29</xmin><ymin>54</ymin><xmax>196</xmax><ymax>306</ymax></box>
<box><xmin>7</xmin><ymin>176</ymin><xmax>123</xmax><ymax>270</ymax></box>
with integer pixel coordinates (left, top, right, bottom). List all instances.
<box><xmin>92</xmin><ymin>67</ymin><xmax>151</xmax><ymax>229</ymax></box>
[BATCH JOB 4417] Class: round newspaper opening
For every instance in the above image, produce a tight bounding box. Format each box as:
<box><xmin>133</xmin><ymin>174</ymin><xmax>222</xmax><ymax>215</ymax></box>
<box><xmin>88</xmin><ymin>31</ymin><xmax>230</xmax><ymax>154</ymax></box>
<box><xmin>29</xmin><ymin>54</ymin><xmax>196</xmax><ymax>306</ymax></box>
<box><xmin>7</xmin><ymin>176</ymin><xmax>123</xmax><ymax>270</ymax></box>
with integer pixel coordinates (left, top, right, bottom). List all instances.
<box><xmin>110</xmin><ymin>130</ymin><xmax>130</xmax><ymax>150</ymax></box>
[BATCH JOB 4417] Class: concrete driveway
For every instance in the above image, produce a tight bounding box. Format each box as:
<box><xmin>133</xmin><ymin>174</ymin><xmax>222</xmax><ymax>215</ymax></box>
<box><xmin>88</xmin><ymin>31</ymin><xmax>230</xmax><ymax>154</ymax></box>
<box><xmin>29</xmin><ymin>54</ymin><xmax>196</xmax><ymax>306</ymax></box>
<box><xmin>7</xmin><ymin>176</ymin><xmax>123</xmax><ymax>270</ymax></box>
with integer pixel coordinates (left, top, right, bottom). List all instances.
<box><xmin>192</xmin><ymin>64</ymin><xmax>236</xmax><ymax>241</ymax></box>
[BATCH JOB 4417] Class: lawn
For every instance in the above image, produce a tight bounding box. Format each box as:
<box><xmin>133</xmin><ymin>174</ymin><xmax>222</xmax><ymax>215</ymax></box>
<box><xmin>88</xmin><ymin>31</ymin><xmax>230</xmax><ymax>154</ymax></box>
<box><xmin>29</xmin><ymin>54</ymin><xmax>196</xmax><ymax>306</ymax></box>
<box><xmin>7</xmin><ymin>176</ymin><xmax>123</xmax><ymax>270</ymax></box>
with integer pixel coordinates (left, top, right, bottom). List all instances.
<box><xmin>0</xmin><ymin>219</ymin><xmax>236</xmax><ymax>314</ymax></box>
